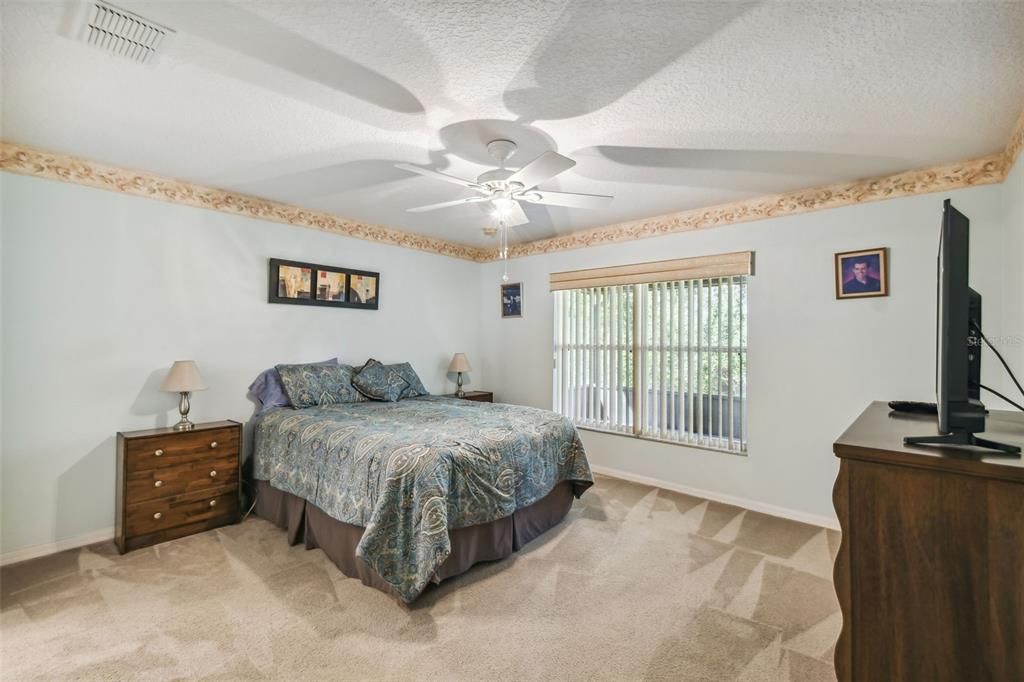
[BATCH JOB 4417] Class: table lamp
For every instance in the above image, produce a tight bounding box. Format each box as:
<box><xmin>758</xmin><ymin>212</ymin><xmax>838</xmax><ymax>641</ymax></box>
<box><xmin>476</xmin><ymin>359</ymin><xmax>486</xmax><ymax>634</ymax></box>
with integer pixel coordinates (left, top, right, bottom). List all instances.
<box><xmin>448</xmin><ymin>353</ymin><xmax>471</xmax><ymax>398</ymax></box>
<box><xmin>160</xmin><ymin>360</ymin><xmax>207</xmax><ymax>431</ymax></box>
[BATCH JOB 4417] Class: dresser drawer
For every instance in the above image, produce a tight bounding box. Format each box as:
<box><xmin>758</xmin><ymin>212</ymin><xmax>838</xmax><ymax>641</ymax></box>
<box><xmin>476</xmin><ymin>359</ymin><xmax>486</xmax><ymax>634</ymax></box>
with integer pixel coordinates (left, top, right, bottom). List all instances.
<box><xmin>125</xmin><ymin>427</ymin><xmax>239</xmax><ymax>472</ymax></box>
<box><xmin>126</xmin><ymin>487</ymin><xmax>238</xmax><ymax>536</ymax></box>
<box><xmin>125</xmin><ymin>454</ymin><xmax>238</xmax><ymax>503</ymax></box>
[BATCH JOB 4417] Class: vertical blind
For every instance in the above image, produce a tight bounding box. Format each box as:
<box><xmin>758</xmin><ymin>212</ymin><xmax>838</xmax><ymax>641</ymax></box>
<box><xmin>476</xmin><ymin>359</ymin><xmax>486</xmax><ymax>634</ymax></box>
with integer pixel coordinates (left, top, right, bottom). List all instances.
<box><xmin>553</xmin><ymin>276</ymin><xmax>748</xmax><ymax>452</ymax></box>
<box><xmin>553</xmin><ymin>285</ymin><xmax>636</xmax><ymax>433</ymax></box>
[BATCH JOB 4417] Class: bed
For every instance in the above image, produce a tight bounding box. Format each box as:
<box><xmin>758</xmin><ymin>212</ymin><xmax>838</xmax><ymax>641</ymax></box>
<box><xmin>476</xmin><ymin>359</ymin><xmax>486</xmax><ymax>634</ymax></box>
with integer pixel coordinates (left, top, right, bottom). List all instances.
<box><xmin>251</xmin><ymin>395</ymin><xmax>593</xmax><ymax>603</ymax></box>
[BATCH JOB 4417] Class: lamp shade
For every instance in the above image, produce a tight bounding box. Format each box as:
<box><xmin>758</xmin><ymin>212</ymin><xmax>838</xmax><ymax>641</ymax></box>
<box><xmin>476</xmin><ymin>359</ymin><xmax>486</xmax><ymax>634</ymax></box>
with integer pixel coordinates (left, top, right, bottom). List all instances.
<box><xmin>448</xmin><ymin>353</ymin><xmax>471</xmax><ymax>373</ymax></box>
<box><xmin>160</xmin><ymin>360</ymin><xmax>207</xmax><ymax>393</ymax></box>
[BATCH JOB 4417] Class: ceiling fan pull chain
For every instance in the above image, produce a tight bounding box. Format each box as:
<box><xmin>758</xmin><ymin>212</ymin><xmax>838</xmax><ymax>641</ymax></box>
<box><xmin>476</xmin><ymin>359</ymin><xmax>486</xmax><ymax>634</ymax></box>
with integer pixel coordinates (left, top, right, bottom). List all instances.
<box><xmin>501</xmin><ymin>217</ymin><xmax>510</xmax><ymax>282</ymax></box>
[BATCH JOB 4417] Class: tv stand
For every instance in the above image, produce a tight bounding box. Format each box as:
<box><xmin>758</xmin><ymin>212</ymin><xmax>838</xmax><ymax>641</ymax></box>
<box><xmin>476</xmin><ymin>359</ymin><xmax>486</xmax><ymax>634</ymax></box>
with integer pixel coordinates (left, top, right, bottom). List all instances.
<box><xmin>833</xmin><ymin>402</ymin><xmax>1024</xmax><ymax>681</ymax></box>
<box><xmin>905</xmin><ymin>431</ymin><xmax>1022</xmax><ymax>456</ymax></box>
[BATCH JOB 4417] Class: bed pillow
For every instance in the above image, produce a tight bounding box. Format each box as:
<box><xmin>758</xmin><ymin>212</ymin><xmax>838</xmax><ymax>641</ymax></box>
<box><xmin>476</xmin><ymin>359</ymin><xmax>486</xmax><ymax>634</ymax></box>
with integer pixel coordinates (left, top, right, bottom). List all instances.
<box><xmin>276</xmin><ymin>362</ymin><xmax>364</xmax><ymax>408</ymax></box>
<box><xmin>385</xmin><ymin>362</ymin><xmax>429</xmax><ymax>399</ymax></box>
<box><xmin>353</xmin><ymin>359</ymin><xmax>409</xmax><ymax>402</ymax></box>
<box><xmin>248</xmin><ymin>358</ymin><xmax>337</xmax><ymax>411</ymax></box>
<box><xmin>336</xmin><ymin>363</ymin><xmax>369</xmax><ymax>403</ymax></box>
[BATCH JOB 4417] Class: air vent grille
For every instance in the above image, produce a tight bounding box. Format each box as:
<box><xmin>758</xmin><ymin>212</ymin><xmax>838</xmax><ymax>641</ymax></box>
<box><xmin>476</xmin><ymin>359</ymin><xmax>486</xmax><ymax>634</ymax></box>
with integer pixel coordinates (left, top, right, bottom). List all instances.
<box><xmin>81</xmin><ymin>2</ymin><xmax>172</xmax><ymax>63</ymax></box>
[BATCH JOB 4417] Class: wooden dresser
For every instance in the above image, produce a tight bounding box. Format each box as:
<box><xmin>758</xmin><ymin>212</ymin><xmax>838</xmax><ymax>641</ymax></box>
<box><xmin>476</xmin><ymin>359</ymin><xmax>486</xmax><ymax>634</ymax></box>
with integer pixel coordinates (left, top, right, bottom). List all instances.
<box><xmin>446</xmin><ymin>391</ymin><xmax>493</xmax><ymax>403</ymax></box>
<box><xmin>116</xmin><ymin>420</ymin><xmax>242</xmax><ymax>553</ymax></box>
<box><xmin>833</xmin><ymin>402</ymin><xmax>1024</xmax><ymax>681</ymax></box>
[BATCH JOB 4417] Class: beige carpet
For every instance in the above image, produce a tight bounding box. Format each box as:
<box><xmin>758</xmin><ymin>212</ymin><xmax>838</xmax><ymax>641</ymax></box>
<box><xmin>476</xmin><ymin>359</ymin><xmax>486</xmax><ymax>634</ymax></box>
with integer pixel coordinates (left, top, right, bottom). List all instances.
<box><xmin>1</xmin><ymin>475</ymin><xmax>841</xmax><ymax>681</ymax></box>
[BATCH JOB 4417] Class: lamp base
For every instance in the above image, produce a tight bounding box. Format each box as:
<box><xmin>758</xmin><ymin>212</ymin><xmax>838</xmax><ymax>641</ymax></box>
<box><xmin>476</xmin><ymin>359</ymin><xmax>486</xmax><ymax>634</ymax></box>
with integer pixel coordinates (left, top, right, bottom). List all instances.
<box><xmin>174</xmin><ymin>391</ymin><xmax>194</xmax><ymax>431</ymax></box>
<box><xmin>456</xmin><ymin>372</ymin><xmax>465</xmax><ymax>398</ymax></box>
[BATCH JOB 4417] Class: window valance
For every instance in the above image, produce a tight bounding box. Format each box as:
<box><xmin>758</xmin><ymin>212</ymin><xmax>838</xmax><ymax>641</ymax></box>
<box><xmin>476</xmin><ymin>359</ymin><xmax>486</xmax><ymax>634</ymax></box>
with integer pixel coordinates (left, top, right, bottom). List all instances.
<box><xmin>548</xmin><ymin>251</ymin><xmax>754</xmax><ymax>291</ymax></box>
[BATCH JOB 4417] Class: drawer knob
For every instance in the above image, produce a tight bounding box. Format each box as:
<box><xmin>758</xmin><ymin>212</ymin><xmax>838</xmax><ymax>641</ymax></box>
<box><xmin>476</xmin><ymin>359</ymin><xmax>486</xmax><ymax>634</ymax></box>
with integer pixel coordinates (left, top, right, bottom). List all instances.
<box><xmin>209</xmin><ymin>499</ymin><xmax>217</xmax><ymax>507</ymax></box>
<box><xmin>153</xmin><ymin>512</ymin><xmax>162</xmax><ymax>520</ymax></box>
<box><xmin>210</xmin><ymin>441</ymin><xmax>218</xmax><ymax>449</ymax></box>
<box><xmin>209</xmin><ymin>470</ymin><xmax>217</xmax><ymax>478</ymax></box>
<box><xmin>154</xmin><ymin>449</ymin><xmax>164</xmax><ymax>457</ymax></box>
<box><xmin>154</xmin><ymin>480</ymin><xmax>163</xmax><ymax>488</ymax></box>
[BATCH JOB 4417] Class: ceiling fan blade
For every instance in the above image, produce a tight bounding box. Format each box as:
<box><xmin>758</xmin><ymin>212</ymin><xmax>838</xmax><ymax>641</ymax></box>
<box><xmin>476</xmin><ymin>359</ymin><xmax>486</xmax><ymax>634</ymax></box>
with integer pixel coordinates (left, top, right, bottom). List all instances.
<box><xmin>395</xmin><ymin>163</ymin><xmax>481</xmax><ymax>189</ymax></box>
<box><xmin>507</xmin><ymin>151</ymin><xmax>576</xmax><ymax>191</ymax></box>
<box><xmin>406</xmin><ymin>196</ymin><xmax>491</xmax><ymax>213</ymax></box>
<box><xmin>496</xmin><ymin>200</ymin><xmax>530</xmax><ymax>227</ymax></box>
<box><xmin>518</xmin><ymin>189</ymin><xmax>613</xmax><ymax>210</ymax></box>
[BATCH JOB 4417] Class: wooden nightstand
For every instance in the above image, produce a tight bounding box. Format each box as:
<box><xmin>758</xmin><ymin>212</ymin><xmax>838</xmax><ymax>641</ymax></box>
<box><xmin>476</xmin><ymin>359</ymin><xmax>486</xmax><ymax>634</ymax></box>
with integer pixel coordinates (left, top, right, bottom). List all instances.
<box><xmin>446</xmin><ymin>391</ymin><xmax>493</xmax><ymax>403</ymax></box>
<box><xmin>116</xmin><ymin>420</ymin><xmax>241</xmax><ymax>553</ymax></box>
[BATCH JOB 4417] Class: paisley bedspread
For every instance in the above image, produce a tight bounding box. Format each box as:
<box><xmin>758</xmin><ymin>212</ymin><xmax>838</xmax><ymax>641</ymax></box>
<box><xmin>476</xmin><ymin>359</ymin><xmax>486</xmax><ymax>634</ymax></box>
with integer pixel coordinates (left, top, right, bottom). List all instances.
<box><xmin>252</xmin><ymin>396</ymin><xmax>593</xmax><ymax>602</ymax></box>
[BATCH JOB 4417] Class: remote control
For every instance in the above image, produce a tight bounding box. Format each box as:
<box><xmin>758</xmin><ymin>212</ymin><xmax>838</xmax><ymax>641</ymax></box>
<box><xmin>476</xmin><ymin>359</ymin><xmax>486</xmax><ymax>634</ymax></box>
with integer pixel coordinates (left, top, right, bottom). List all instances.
<box><xmin>888</xmin><ymin>400</ymin><xmax>938</xmax><ymax>414</ymax></box>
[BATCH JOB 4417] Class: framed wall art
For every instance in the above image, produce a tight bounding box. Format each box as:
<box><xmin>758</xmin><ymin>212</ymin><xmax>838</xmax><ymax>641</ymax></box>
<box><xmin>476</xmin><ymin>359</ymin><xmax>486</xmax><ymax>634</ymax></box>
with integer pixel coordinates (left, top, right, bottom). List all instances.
<box><xmin>268</xmin><ymin>258</ymin><xmax>379</xmax><ymax>310</ymax></box>
<box><xmin>834</xmin><ymin>247</ymin><xmax>888</xmax><ymax>299</ymax></box>
<box><xmin>347</xmin><ymin>271</ymin><xmax>379</xmax><ymax>307</ymax></box>
<box><xmin>500</xmin><ymin>282</ymin><xmax>523</xmax><ymax>318</ymax></box>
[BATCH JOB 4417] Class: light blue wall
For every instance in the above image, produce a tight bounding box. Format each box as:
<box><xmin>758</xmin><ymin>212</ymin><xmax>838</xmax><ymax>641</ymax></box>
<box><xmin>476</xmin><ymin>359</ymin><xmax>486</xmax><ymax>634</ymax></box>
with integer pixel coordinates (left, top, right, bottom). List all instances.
<box><xmin>1006</xmin><ymin>154</ymin><xmax>1024</xmax><ymax>378</ymax></box>
<box><xmin>3</xmin><ymin>159</ymin><xmax>1022</xmax><ymax>555</ymax></box>
<box><xmin>0</xmin><ymin>173</ymin><xmax>483</xmax><ymax>556</ymax></box>
<box><xmin>477</xmin><ymin>171</ymin><xmax>1024</xmax><ymax>524</ymax></box>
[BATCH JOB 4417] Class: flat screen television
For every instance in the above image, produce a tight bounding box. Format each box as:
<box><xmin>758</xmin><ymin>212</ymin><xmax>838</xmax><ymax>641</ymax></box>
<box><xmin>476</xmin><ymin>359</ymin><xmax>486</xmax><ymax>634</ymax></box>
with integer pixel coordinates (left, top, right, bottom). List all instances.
<box><xmin>904</xmin><ymin>199</ymin><xmax>1019</xmax><ymax>454</ymax></box>
<box><xmin>936</xmin><ymin>199</ymin><xmax>985</xmax><ymax>433</ymax></box>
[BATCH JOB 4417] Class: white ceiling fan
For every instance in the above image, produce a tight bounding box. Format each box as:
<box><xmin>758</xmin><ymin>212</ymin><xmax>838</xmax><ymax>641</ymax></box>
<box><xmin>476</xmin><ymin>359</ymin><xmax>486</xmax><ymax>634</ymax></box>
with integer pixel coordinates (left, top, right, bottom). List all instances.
<box><xmin>395</xmin><ymin>139</ymin><xmax>613</xmax><ymax>226</ymax></box>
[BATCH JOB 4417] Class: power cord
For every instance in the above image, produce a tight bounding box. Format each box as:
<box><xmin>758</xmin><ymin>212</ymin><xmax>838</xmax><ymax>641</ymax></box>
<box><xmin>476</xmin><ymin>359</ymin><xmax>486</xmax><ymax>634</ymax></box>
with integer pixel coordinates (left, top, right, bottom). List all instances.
<box><xmin>977</xmin><ymin>382</ymin><xmax>1024</xmax><ymax>413</ymax></box>
<box><xmin>971</xmin><ymin>320</ymin><xmax>1024</xmax><ymax>408</ymax></box>
<box><xmin>241</xmin><ymin>478</ymin><xmax>259</xmax><ymax>521</ymax></box>
<box><xmin>242</xmin><ymin>494</ymin><xmax>259</xmax><ymax>521</ymax></box>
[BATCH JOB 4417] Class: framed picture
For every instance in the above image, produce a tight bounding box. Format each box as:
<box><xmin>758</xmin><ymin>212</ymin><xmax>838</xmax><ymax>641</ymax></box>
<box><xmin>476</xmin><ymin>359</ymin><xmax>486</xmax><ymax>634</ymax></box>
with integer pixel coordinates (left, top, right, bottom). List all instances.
<box><xmin>501</xmin><ymin>282</ymin><xmax>523</xmax><ymax>318</ymax></box>
<box><xmin>314</xmin><ymin>266</ymin><xmax>348</xmax><ymax>305</ymax></box>
<box><xmin>268</xmin><ymin>259</ymin><xmax>379</xmax><ymax>310</ymax></box>
<box><xmin>348</xmin><ymin>271</ymin><xmax>379</xmax><ymax>308</ymax></box>
<box><xmin>270</xmin><ymin>259</ymin><xmax>313</xmax><ymax>303</ymax></box>
<box><xmin>835</xmin><ymin>247</ymin><xmax>888</xmax><ymax>299</ymax></box>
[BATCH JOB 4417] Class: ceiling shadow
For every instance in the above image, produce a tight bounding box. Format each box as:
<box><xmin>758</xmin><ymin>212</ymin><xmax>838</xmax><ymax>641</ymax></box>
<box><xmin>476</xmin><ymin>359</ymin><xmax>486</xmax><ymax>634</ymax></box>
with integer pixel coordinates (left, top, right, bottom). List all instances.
<box><xmin>584</xmin><ymin>145</ymin><xmax>906</xmax><ymax>175</ymax></box>
<box><xmin>571</xmin><ymin>145</ymin><xmax>911</xmax><ymax>191</ymax></box>
<box><xmin>145</xmin><ymin>1</ymin><xmax>424</xmax><ymax>115</ymax></box>
<box><xmin>236</xmin><ymin>160</ymin><xmax>424</xmax><ymax>202</ymax></box>
<box><xmin>233</xmin><ymin>148</ymin><xmax>450</xmax><ymax>202</ymax></box>
<box><xmin>503</xmin><ymin>0</ymin><xmax>759</xmax><ymax>122</ymax></box>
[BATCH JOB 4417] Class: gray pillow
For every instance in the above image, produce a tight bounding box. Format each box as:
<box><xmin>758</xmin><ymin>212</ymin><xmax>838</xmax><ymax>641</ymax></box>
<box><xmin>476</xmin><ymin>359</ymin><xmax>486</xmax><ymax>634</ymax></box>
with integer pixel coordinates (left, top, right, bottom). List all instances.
<box><xmin>353</xmin><ymin>359</ymin><xmax>409</xmax><ymax>402</ymax></box>
<box><xmin>385</xmin><ymin>362</ymin><xmax>429</xmax><ymax>399</ymax></box>
<box><xmin>276</xmin><ymin>363</ymin><xmax>364</xmax><ymax>408</ymax></box>
<box><xmin>248</xmin><ymin>358</ymin><xmax>337</xmax><ymax>412</ymax></box>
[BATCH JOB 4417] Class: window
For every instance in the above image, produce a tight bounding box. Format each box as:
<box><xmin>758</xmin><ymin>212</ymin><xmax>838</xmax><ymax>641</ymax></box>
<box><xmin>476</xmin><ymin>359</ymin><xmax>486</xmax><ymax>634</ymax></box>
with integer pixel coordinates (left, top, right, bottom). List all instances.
<box><xmin>552</xmin><ymin>255</ymin><xmax>749</xmax><ymax>453</ymax></box>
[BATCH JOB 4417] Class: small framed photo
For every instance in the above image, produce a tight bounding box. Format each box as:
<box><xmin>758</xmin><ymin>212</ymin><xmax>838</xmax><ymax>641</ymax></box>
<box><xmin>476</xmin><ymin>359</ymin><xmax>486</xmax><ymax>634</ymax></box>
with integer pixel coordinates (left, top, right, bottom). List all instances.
<box><xmin>314</xmin><ymin>267</ymin><xmax>348</xmax><ymax>305</ymax></box>
<box><xmin>270</xmin><ymin>259</ymin><xmax>313</xmax><ymax>304</ymax></box>
<box><xmin>348</xmin><ymin>271</ymin><xmax>379</xmax><ymax>308</ymax></box>
<box><xmin>835</xmin><ymin>247</ymin><xmax>888</xmax><ymax>299</ymax></box>
<box><xmin>501</xmin><ymin>282</ymin><xmax>523</xmax><ymax>318</ymax></box>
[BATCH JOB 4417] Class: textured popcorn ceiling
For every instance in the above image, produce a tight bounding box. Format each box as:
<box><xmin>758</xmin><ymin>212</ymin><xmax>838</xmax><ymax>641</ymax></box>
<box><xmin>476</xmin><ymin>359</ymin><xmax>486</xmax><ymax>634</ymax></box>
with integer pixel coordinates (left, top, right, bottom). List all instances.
<box><xmin>2</xmin><ymin>1</ymin><xmax>1022</xmax><ymax>247</ymax></box>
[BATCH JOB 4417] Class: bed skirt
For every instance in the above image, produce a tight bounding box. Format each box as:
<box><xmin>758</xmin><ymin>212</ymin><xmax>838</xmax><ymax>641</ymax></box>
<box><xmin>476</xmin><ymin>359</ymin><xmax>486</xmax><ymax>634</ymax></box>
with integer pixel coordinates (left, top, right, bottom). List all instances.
<box><xmin>253</xmin><ymin>479</ymin><xmax>575</xmax><ymax>601</ymax></box>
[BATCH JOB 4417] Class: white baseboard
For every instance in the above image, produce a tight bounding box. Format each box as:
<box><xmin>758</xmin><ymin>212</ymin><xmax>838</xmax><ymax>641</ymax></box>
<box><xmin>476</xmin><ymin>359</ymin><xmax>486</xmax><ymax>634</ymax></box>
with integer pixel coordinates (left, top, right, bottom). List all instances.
<box><xmin>0</xmin><ymin>527</ymin><xmax>115</xmax><ymax>567</ymax></box>
<box><xmin>589</xmin><ymin>465</ymin><xmax>840</xmax><ymax>530</ymax></box>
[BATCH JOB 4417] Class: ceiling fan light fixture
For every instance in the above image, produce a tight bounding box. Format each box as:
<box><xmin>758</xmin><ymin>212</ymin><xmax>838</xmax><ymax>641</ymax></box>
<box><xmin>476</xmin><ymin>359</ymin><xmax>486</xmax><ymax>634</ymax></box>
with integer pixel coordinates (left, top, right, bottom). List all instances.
<box><xmin>492</xmin><ymin>197</ymin><xmax>516</xmax><ymax>218</ymax></box>
<box><xmin>398</xmin><ymin>140</ymin><xmax>612</xmax><ymax>219</ymax></box>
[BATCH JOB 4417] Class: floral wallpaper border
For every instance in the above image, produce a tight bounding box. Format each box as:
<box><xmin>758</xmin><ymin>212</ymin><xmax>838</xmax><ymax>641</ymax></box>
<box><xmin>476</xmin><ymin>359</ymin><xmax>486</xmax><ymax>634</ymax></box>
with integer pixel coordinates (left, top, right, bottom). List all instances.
<box><xmin>1004</xmin><ymin>106</ymin><xmax>1024</xmax><ymax>174</ymax></box>
<box><xmin>503</xmin><ymin>152</ymin><xmax>1009</xmax><ymax>260</ymax></box>
<box><xmin>2</xmin><ymin>107</ymin><xmax>1021</xmax><ymax>265</ymax></box>
<box><xmin>0</xmin><ymin>141</ymin><xmax>491</xmax><ymax>262</ymax></box>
